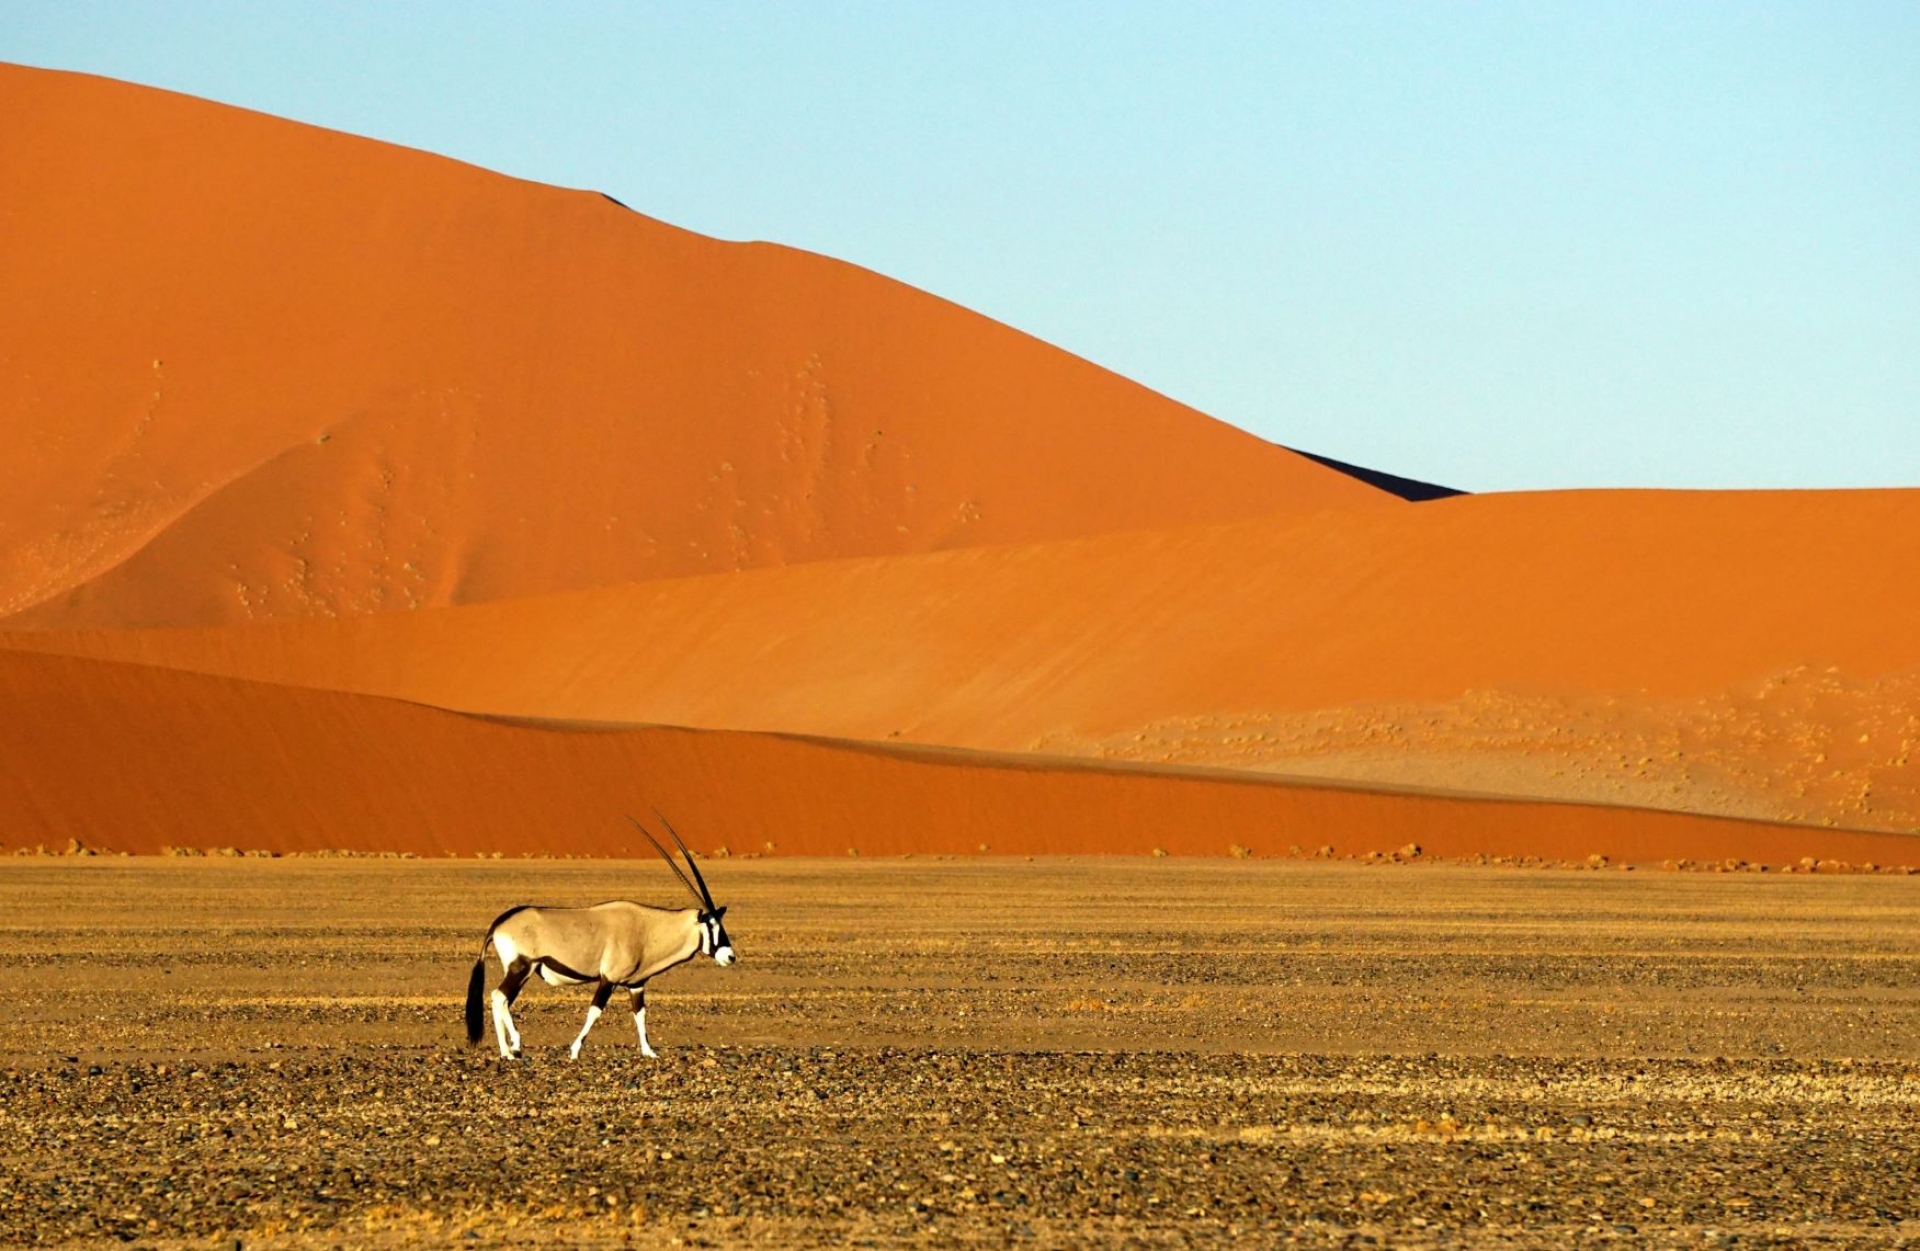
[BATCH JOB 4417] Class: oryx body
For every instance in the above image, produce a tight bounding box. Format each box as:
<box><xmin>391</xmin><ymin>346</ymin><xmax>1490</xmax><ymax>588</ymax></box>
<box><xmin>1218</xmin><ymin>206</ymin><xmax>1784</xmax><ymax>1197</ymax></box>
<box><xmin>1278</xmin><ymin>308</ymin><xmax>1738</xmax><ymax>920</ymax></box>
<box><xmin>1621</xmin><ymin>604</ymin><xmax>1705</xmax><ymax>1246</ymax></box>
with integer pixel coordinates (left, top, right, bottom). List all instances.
<box><xmin>464</xmin><ymin>817</ymin><xmax>734</xmax><ymax>1060</ymax></box>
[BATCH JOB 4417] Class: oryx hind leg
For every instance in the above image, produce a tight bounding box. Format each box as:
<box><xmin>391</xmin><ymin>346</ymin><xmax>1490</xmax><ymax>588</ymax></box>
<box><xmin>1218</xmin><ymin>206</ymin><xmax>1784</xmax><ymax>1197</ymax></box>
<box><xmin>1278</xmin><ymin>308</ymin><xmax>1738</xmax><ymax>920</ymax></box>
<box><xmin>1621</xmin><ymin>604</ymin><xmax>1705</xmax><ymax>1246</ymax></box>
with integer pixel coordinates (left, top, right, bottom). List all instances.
<box><xmin>629</xmin><ymin>985</ymin><xmax>658</xmax><ymax>1058</ymax></box>
<box><xmin>569</xmin><ymin>981</ymin><xmax>615</xmax><ymax>1061</ymax></box>
<box><xmin>491</xmin><ymin>957</ymin><xmax>532</xmax><ymax>1060</ymax></box>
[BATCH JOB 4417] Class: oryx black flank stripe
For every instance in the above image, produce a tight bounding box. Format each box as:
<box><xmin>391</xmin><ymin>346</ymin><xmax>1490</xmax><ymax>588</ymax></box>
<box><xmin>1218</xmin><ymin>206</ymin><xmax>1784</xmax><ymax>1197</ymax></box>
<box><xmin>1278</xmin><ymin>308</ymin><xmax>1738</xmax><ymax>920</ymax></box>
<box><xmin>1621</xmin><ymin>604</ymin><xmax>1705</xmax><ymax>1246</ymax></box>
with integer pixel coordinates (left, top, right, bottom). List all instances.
<box><xmin>536</xmin><ymin>955</ymin><xmax>595</xmax><ymax>984</ymax></box>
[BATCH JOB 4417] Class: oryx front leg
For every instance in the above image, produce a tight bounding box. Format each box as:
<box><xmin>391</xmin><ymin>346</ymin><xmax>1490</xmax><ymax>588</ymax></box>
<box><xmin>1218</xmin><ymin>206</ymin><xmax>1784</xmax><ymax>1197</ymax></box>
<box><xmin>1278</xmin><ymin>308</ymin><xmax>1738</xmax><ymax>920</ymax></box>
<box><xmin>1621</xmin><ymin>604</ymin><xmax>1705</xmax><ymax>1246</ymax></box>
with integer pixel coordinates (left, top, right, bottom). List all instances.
<box><xmin>630</xmin><ymin>986</ymin><xmax>658</xmax><ymax>1058</ymax></box>
<box><xmin>491</xmin><ymin>958</ymin><xmax>531</xmax><ymax>1060</ymax></box>
<box><xmin>570</xmin><ymin>981</ymin><xmax>615</xmax><ymax>1061</ymax></box>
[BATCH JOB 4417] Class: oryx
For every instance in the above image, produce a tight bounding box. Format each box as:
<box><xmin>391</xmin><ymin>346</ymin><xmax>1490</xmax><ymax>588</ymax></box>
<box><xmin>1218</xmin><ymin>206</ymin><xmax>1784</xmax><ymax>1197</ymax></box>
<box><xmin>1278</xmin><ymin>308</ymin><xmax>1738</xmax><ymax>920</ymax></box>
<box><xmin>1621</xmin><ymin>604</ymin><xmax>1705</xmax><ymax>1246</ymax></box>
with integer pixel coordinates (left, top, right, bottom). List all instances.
<box><xmin>464</xmin><ymin>815</ymin><xmax>735</xmax><ymax>1060</ymax></box>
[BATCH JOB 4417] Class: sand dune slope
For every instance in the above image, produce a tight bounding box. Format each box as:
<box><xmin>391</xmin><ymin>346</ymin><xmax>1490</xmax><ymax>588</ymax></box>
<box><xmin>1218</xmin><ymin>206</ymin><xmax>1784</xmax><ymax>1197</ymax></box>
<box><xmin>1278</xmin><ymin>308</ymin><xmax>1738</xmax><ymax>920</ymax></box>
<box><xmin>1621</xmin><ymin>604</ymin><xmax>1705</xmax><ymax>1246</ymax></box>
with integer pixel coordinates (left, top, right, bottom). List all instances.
<box><xmin>21</xmin><ymin>488</ymin><xmax>1919</xmax><ymax>725</ymax></box>
<box><xmin>2</xmin><ymin>649</ymin><xmax>1912</xmax><ymax>867</ymax></box>
<box><xmin>11</xmin><ymin>488</ymin><xmax>1917</xmax><ymax>832</ymax></box>
<box><xmin>7</xmin><ymin>66</ymin><xmax>1912</xmax><ymax>859</ymax></box>
<box><xmin>0</xmin><ymin>63</ymin><xmax>1385</xmax><ymax>631</ymax></box>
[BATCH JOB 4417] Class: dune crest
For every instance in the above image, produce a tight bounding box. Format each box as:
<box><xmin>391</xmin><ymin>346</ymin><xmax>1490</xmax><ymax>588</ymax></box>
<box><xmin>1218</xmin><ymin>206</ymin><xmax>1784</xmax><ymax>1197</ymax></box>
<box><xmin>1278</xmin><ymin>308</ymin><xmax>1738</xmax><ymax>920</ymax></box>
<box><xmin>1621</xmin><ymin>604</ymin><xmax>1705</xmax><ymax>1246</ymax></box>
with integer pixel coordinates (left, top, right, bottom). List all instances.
<box><xmin>3</xmin><ymin>649</ymin><xmax>1913</xmax><ymax>868</ymax></box>
<box><xmin>4</xmin><ymin>65</ymin><xmax>1913</xmax><ymax>861</ymax></box>
<box><xmin>0</xmin><ymin>63</ymin><xmax>1386</xmax><ymax>632</ymax></box>
<box><xmin>10</xmin><ymin>488</ymin><xmax>1919</xmax><ymax>834</ymax></box>
<box><xmin>1040</xmin><ymin>664</ymin><xmax>1920</xmax><ymax>833</ymax></box>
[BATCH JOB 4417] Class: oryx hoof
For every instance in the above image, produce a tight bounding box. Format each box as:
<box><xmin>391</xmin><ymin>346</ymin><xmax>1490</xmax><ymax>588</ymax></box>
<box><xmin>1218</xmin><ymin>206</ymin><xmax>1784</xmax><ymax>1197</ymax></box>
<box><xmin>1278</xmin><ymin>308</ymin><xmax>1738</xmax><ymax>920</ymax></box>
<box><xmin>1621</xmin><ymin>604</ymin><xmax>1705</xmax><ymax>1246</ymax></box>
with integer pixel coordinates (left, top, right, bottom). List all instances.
<box><xmin>641</xmin><ymin>1047</ymin><xmax>659</xmax><ymax>1060</ymax></box>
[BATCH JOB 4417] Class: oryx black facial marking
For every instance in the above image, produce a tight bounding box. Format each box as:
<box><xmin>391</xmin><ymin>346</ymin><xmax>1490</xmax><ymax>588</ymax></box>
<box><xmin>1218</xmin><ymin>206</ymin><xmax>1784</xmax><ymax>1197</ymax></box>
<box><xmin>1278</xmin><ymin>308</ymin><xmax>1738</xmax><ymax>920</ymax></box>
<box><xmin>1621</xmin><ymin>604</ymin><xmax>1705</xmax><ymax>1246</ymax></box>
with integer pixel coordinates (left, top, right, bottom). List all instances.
<box><xmin>463</xmin><ymin>813</ymin><xmax>738</xmax><ymax>1060</ymax></box>
<box><xmin>696</xmin><ymin>907</ymin><xmax>733</xmax><ymax>961</ymax></box>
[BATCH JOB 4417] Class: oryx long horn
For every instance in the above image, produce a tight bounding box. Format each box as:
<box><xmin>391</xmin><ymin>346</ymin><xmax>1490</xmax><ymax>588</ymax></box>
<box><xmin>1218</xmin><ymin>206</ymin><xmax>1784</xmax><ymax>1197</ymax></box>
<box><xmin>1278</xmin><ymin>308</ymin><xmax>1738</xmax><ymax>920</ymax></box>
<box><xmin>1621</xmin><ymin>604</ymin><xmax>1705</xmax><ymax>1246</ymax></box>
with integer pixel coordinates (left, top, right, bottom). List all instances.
<box><xmin>627</xmin><ymin>815</ymin><xmax>704</xmax><ymax>908</ymax></box>
<box><xmin>652</xmin><ymin>808</ymin><xmax>717</xmax><ymax>910</ymax></box>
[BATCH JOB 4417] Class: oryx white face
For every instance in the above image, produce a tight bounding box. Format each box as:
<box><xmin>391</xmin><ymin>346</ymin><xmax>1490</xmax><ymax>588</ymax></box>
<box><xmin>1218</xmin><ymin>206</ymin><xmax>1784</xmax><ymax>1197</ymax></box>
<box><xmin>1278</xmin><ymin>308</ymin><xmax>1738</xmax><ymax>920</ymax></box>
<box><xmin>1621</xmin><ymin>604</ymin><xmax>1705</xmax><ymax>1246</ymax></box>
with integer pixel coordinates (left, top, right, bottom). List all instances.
<box><xmin>632</xmin><ymin>813</ymin><xmax>736</xmax><ymax>968</ymax></box>
<box><xmin>699</xmin><ymin>907</ymin><xmax>735</xmax><ymax>966</ymax></box>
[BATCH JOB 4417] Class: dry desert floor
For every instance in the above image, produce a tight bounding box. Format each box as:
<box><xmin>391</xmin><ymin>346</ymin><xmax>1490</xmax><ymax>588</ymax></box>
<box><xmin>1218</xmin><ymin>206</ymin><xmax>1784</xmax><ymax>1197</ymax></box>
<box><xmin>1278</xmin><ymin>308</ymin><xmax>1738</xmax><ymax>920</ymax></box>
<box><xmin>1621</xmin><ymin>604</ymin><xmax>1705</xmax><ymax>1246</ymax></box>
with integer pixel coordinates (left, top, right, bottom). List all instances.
<box><xmin>3</xmin><ymin>857</ymin><xmax>1919</xmax><ymax>1248</ymax></box>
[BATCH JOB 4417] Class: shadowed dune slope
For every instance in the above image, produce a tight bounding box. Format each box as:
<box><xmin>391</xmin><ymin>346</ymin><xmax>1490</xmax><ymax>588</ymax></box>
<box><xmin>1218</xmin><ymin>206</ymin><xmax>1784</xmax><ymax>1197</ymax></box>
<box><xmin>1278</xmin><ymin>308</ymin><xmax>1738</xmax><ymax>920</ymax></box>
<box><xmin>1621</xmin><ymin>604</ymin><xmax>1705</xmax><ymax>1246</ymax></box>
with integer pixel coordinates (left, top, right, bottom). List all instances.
<box><xmin>8</xmin><ymin>66</ymin><xmax>1914</xmax><ymax>858</ymax></box>
<box><xmin>11</xmin><ymin>487</ymin><xmax>1917</xmax><ymax>835</ymax></box>
<box><xmin>2</xmin><ymin>650</ymin><xmax>1913</xmax><ymax>867</ymax></box>
<box><xmin>13</xmin><ymin>487</ymin><xmax>1917</xmax><ymax>735</ymax></box>
<box><xmin>0</xmin><ymin>63</ymin><xmax>1386</xmax><ymax>631</ymax></box>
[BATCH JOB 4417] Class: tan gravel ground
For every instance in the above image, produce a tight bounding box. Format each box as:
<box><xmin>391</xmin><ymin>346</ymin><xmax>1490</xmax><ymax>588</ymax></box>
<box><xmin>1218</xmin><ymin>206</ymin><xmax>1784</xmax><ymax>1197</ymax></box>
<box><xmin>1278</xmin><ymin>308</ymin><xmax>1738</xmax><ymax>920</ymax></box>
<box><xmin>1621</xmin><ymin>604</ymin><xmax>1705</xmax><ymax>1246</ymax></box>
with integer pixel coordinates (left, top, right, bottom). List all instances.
<box><xmin>3</xmin><ymin>857</ymin><xmax>1918</xmax><ymax>1248</ymax></box>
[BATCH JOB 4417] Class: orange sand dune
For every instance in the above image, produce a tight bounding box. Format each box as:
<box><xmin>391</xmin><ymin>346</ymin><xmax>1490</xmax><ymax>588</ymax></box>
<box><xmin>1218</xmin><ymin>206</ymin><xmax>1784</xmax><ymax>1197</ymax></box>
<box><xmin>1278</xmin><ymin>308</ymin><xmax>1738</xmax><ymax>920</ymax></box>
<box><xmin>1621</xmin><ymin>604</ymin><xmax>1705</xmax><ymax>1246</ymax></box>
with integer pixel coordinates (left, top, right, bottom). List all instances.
<box><xmin>8</xmin><ymin>66</ymin><xmax>1914</xmax><ymax>859</ymax></box>
<box><xmin>1061</xmin><ymin>666</ymin><xmax>1920</xmax><ymax>834</ymax></box>
<box><xmin>3</xmin><ymin>649</ymin><xmax>1913</xmax><ymax>868</ymax></box>
<box><xmin>0</xmin><ymin>63</ymin><xmax>1386</xmax><ymax>631</ymax></box>
<box><xmin>12</xmin><ymin>487</ymin><xmax>1917</xmax><ymax>833</ymax></box>
<box><xmin>19</xmin><ymin>488</ymin><xmax>1918</xmax><ymax>727</ymax></box>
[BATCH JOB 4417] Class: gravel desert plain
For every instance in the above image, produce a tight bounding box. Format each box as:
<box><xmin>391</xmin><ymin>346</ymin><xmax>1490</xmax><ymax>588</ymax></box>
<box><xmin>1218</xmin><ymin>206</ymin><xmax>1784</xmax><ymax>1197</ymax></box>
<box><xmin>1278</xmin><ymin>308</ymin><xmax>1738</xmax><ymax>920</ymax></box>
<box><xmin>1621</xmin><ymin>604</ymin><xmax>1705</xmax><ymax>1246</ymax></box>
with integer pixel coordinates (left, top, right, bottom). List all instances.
<box><xmin>6</xmin><ymin>857</ymin><xmax>1920</xmax><ymax>1249</ymax></box>
<box><xmin>4</xmin><ymin>63</ymin><xmax>1920</xmax><ymax>1249</ymax></box>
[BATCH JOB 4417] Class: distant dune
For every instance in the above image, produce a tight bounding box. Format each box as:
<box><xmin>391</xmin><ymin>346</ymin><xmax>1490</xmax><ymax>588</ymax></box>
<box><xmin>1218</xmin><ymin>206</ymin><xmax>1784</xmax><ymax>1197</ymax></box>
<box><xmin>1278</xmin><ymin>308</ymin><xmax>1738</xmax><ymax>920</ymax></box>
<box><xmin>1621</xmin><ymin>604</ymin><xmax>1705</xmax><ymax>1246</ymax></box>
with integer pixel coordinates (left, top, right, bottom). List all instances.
<box><xmin>5</xmin><ymin>650</ymin><xmax>1912</xmax><ymax>868</ymax></box>
<box><xmin>0</xmin><ymin>63</ymin><xmax>1384</xmax><ymax>632</ymax></box>
<box><xmin>13</xmin><ymin>489</ymin><xmax>1918</xmax><ymax>832</ymax></box>
<box><xmin>2</xmin><ymin>64</ymin><xmax>1913</xmax><ymax>862</ymax></box>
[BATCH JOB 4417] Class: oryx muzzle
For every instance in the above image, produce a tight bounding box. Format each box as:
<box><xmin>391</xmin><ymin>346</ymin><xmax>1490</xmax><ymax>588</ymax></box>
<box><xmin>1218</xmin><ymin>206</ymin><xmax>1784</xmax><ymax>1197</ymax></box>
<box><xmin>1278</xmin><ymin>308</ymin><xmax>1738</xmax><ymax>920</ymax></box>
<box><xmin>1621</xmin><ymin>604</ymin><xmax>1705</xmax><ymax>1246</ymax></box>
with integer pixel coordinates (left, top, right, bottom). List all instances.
<box><xmin>463</xmin><ymin>814</ymin><xmax>736</xmax><ymax>1060</ymax></box>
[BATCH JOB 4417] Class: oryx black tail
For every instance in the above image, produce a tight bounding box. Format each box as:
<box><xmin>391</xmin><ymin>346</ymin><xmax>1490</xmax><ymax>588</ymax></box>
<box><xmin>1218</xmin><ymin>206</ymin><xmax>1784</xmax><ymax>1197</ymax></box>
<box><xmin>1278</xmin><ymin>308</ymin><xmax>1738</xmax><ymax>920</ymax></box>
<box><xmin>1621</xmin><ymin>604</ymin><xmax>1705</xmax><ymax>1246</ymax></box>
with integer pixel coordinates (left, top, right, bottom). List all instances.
<box><xmin>465</xmin><ymin>956</ymin><xmax>488</xmax><ymax>1044</ymax></box>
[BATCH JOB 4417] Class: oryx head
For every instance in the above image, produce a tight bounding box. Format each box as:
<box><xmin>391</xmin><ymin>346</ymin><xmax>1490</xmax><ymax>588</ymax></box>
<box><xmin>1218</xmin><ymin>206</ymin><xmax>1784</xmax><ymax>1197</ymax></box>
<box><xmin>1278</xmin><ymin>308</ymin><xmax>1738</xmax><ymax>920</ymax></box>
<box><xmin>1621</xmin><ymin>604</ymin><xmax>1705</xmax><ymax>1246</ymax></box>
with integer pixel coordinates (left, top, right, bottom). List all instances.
<box><xmin>629</xmin><ymin>812</ymin><xmax>735</xmax><ymax>966</ymax></box>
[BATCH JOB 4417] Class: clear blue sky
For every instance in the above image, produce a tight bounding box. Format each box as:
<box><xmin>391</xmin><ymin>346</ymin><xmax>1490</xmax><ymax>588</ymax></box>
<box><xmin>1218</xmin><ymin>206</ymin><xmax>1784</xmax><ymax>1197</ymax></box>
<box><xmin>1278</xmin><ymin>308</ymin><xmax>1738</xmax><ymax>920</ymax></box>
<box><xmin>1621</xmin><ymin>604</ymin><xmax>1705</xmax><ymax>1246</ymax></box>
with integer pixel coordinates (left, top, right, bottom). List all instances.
<box><xmin>10</xmin><ymin>3</ymin><xmax>1917</xmax><ymax>491</ymax></box>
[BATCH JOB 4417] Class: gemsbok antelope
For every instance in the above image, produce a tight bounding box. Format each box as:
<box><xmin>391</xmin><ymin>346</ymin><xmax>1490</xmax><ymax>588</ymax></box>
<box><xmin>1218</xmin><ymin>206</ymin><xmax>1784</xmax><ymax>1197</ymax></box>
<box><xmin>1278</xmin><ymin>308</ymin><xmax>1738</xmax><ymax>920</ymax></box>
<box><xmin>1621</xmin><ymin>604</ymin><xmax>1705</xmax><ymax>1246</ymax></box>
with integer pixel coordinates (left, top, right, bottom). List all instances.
<box><xmin>464</xmin><ymin>815</ymin><xmax>735</xmax><ymax>1060</ymax></box>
